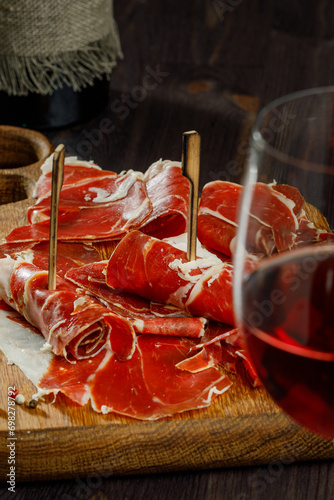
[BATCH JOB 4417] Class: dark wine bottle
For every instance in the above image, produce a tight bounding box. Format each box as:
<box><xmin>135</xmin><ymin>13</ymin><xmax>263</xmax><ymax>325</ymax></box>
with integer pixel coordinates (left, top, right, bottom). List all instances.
<box><xmin>0</xmin><ymin>76</ymin><xmax>109</xmax><ymax>130</ymax></box>
<box><xmin>0</xmin><ymin>0</ymin><xmax>122</xmax><ymax>131</ymax></box>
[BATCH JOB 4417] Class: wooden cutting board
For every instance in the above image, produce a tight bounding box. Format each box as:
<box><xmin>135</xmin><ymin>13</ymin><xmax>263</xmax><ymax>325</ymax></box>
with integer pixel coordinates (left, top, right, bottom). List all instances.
<box><xmin>0</xmin><ymin>171</ymin><xmax>334</xmax><ymax>483</ymax></box>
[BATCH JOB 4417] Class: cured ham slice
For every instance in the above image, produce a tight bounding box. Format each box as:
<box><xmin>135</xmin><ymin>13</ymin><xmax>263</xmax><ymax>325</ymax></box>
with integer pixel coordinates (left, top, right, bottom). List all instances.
<box><xmin>0</xmin><ymin>306</ymin><xmax>231</xmax><ymax>420</ymax></box>
<box><xmin>89</xmin><ymin>335</ymin><xmax>231</xmax><ymax>419</ymax></box>
<box><xmin>131</xmin><ymin>317</ymin><xmax>207</xmax><ymax>337</ymax></box>
<box><xmin>6</xmin><ymin>155</ymin><xmax>153</xmax><ymax>244</ymax></box>
<box><xmin>185</xmin><ymin>262</ymin><xmax>234</xmax><ymax>325</ymax></box>
<box><xmin>0</xmin><ymin>257</ymin><xmax>135</xmax><ymax>361</ymax></box>
<box><xmin>106</xmin><ymin>230</ymin><xmax>235</xmax><ymax>325</ymax></box>
<box><xmin>107</xmin><ymin>231</ymin><xmax>194</xmax><ymax>307</ymax></box>
<box><xmin>176</xmin><ymin>342</ymin><xmax>222</xmax><ymax>373</ymax></box>
<box><xmin>141</xmin><ymin>160</ymin><xmax>190</xmax><ymax>238</ymax></box>
<box><xmin>66</xmin><ymin>261</ymin><xmax>154</xmax><ymax>319</ymax></box>
<box><xmin>197</xmin><ymin>181</ymin><xmax>302</xmax><ymax>256</ymax></box>
<box><xmin>28</xmin><ymin>168</ymin><xmax>147</xmax><ymax>224</ymax></box>
<box><xmin>197</xmin><ymin>181</ymin><xmax>242</xmax><ymax>257</ymax></box>
<box><xmin>32</xmin><ymin>157</ymin><xmax>112</xmax><ymax>201</ymax></box>
<box><xmin>178</xmin><ymin>323</ymin><xmax>237</xmax><ymax>373</ymax></box>
<box><xmin>66</xmin><ymin>261</ymin><xmax>209</xmax><ymax>338</ymax></box>
<box><xmin>224</xmin><ymin>330</ymin><xmax>261</xmax><ymax>387</ymax></box>
<box><xmin>0</xmin><ymin>240</ymin><xmax>102</xmax><ymax>278</ymax></box>
<box><xmin>6</xmin><ymin>175</ymin><xmax>152</xmax><ymax>243</ymax></box>
<box><xmin>5</xmin><ymin>157</ymin><xmax>191</xmax><ymax>244</ymax></box>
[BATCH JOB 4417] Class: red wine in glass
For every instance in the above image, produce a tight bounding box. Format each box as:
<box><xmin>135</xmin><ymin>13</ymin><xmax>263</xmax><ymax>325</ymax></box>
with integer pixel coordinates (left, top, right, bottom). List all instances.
<box><xmin>241</xmin><ymin>244</ymin><xmax>334</xmax><ymax>439</ymax></box>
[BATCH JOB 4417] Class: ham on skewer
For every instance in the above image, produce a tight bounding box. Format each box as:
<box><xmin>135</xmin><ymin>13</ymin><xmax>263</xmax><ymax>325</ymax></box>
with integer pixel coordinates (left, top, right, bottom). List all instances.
<box><xmin>5</xmin><ymin>157</ymin><xmax>190</xmax><ymax>245</ymax></box>
<box><xmin>0</xmin><ymin>256</ymin><xmax>136</xmax><ymax>362</ymax></box>
<box><xmin>105</xmin><ymin>230</ymin><xmax>235</xmax><ymax>326</ymax></box>
<box><xmin>66</xmin><ymin>261</ymin><xmax>209</xmax><ymax>338</ymax></box>
<box><xmin>6</xmin><ymin>174</ymin><xmax>153</xmax><ymax>243</ymax></box>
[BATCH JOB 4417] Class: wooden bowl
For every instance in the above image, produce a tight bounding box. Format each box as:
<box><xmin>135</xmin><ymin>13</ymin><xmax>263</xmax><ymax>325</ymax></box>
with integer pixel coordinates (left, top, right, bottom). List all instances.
<box><xmin>0</xmin><ymin>125</ymin><xmax>54</xmax><ymax>205</ymax></box>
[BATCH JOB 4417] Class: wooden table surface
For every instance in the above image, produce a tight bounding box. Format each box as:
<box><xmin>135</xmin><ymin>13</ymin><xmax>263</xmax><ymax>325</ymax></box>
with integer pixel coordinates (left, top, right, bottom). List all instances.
<box><xmin>1</xmin><ymin>0</ymin><xmax>334</xmax><ymax>498</ymax></box>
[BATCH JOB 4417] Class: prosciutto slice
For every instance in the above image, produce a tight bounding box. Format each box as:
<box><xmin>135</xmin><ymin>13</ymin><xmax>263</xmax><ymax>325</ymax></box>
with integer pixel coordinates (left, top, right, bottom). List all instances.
<box><xmin>197</xmin><ymin>181</ymin><xmax>242</xmax><ymax>257</ymax></box>
<box><xmin>198</xmin><ymin>181</ymin><xmax>303</xmax><ymax>256</ymax></box>
<box><xmin>6</xmin><ymin>157</ymin><xmax>152</xmax><ymax>243</ymax></box>
<box><xmin>66</xmin><ymin>261</ymin><xmax>209</xmax><ymax>338</ymax></box>
<box><xmin>0</xmin><ymin>305</ymin><xmax>231</xmax><ymax>420</ymax></box>
<box><xmin>0</xmin><ymin>257</ymin><xmax>135</xmax><ymax>361</ymax></box>
<box><xmin>40</xmin><ymin>335</ymin><xmax>231</xmax><ymax>420</ymax></box>
<box><xmin>0</xmin><ymin>240</ymin><xmax>102</xmax><ymax>278</ymax></box>
<box><xmin>31</xmin><ymin>157</ymin><xmax>112</xmax><ymax>201</ymax></box>
<box><xmin>106</xmin><ymin>230</ymin><xmax>235</xmax><ymax>325</ymax></box>
<box><xmin>140</xmin><ymin>160</ymin><xmax>190</xmax><ymax>238</ymax></box>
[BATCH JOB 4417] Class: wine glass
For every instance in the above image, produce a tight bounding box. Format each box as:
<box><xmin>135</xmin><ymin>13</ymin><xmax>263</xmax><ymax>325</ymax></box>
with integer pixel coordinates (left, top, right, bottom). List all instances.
<box><xmin>233</xmin><ymin>86</ymin><xmax>334</xmax><ymax>439</ymax></box>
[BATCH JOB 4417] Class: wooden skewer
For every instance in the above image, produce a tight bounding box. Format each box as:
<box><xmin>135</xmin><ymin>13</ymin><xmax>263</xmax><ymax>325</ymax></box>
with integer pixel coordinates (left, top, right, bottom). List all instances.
<box><xmin>181</xmin><ymin>130</ymin><xmax>201</xmax><ymax>261</ymax></box>
<box><xmin>48</xmin><ymin>144</ymin><xmax>65</xmax><ymax>290</ymax></box>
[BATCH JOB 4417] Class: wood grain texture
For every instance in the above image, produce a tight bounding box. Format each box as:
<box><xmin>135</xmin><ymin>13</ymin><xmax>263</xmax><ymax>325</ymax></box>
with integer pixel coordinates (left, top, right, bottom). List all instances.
<box><xmin>0</xmin><ymin>175</ymin><xmax>333</xmax><ymax>483</ymax></box>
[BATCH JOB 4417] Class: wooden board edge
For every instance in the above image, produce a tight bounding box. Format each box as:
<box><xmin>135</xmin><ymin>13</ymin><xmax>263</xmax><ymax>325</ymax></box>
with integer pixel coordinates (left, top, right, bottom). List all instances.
<box><xmin>1</xmin><ymin>414</ymin><xmax>333</xmax><ymax>482</ymax></box>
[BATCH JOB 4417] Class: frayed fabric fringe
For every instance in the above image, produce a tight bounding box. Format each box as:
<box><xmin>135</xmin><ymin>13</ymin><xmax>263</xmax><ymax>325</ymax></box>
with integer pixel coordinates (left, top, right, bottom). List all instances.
<box><xmin>0</xmin><ymin>28</ymin><xmax>123</xmax><ymax>96</ymax></box>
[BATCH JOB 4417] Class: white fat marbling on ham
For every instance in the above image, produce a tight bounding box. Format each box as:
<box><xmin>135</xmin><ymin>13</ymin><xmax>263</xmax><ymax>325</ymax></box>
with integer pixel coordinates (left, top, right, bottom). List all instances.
<box><xmin>40</xmin><ymin>155</ymin><xmax>101</xmax><ymax>176</ymax></box>
<box><xmin>199</xmin><ymin>207</ymin><xmax>239</xmax><ymax>227</ymax></box>
<box><xmin>89</xmin><ymin>170</ymin><xmax>144</xmax><ymax>203</ymax></box>
<box><xmin>186</xmin><ymin>264</ymin><xmax>226</xmax><ymax>305</ymax></box>
<box><xmin>122</xmin><ymin>197</ymin><xmax>152</xmax><ymax>223</ymax></box>
<box><xmin>143</xmin><ymin>159</ymin><xmax>182</xmax><ymax>182</ymax></box>
<box><xmin>164</xmin><ymin>233</ymin><xmax>223</xmax><ymax>262</ymax></box>
<box><xmin>167</xmin><ymin>282</ymin><xmax>194</xmax><ymax>310</ymax></box>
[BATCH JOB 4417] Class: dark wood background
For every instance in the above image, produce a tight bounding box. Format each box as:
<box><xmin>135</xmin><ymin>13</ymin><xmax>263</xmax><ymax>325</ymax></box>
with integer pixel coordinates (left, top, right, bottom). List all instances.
<box><xmin>1</xmin><ymin>0</ymin><xmax>334</xmax><ymax>498</ymax></box>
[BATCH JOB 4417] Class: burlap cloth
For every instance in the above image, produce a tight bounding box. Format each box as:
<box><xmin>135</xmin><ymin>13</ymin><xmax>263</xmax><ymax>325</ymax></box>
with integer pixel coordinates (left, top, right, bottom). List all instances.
<box><xmin>0</xmin><ymin>0</ymin><xmax>123</xmax><ymax>95</ymax></box>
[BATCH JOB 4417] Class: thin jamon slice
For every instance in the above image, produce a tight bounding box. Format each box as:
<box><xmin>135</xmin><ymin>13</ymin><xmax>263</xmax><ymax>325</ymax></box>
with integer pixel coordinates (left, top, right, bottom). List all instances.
<box><xmin>106</xmin><ymin>230</ymin><xmax>194</xmax><ymax>308</ymax></box>
<box><xmin>271</xmin><ymin>184</ymin><xmax>305</xmax><ymax>215</ymax></box>
<box><xmin>197</xmin><ymin>181</ymin><xmax>300</xmax><ymax>256</ymax></box>
<box><xmin>6</xmin><ymin>159</ymin><xmax>153</xmax><ymax>243</ymax></box>
<box><xmin>197</xmin><ymin>181</ymin><xmax>241</xmax><ymax>257</ymax></box>
<box><xmin>141</xmin><ymin>160</ymin><xmax>190</xmax><ymax>238</ymax></box>
<box><xmin>32</xmin><ymin>156</ymin><xmax>113</xmax><ymax>201</ymax></box>
<box><xmin>0</xmin><ymin>308</ymin><xmax>231</xmax><ymax>420</ymax></box>
<box><xmin>28</xmin><ymin>167</ymin><xmax>143</xmax><ymax>223</ymax></box>
<box><xmin>89</xmin><ymin>335</ymin><xmax>231</xmax><ymax>420</ymax></box>
<box><xmin>0</xmin><ymin>240</ymin><xmax>102</xmax><ymax>278</ymax></box>
<box><xmin>6</xmin><ymin>178</ymin><xmax>152</xmax><ymax>243</ymax></box>
<box><xmin>185</xmin><ymin>262</ymin><xmax>235</xmax><ymax>325</ymax></box>
<box><xmin>249</xmin><ymin>183</ymin><xmax>298</xmax><ymax>252</ymax></box>
<box><xmin>66</xmin><ymin>261</ymin><xmax>209</xmax><ymax>337</ymax></box>
<box><xmin>191</xmin><ymin>323</ymin><xmax>239</xmax><ymax>351</ymax></box>
<box><xmin>0</xmin><ymin>257</ymin><xmax>135</xmax><ymax>361</ymax></box>
<box><xmin>106</xmin><ymin>230</ymin><xmax>235</xmax><ymax>325</ymax></box>
<box><xmin>131</xmin><ymin>316</ymin><xmax>207</xmax><ymax>337</ymax></box>
<box><xmin>224</xmin><ymin>330</ymin><xmax>261</xmax><ymax>387</ymax></box>
<box><xmin>178</xmin><ymin>323</ymin><xmax>238</xmax><ymax>373</ymax></box>
<box><xmin>176</xmin><ymin>342</ymin><xmax>223</xmax><ymax>373</ymax></box>
<box><xmin>66</xmin><ymin>261</ymin><xmax>154</xmax><ymax>319</ymax></box>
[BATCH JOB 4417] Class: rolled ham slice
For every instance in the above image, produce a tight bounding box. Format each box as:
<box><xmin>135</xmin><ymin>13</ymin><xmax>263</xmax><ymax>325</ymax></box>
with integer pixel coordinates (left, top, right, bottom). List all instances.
<box><xmin>66</xmin><ymin>261</ymin><xmax>209</xmax><ymax>338</ymax></box>
<box><xmin>0</xmin><ymin>256</ymin><xmax>135</xmax><ymax>361</ymax></box>
<box><xmin>140</xmin><ymin>160</ymin><xmax>190</xmax><ymax>238</ymax></box>
<box><xmin>0</xmin><ymin>304</ymin><xmax>231</xmax><ymax>419</ymax></box>
<box><xmin>105</xmin><ymin>230</ymin><xmax>235</xmax><ymax>325</ymax></box>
